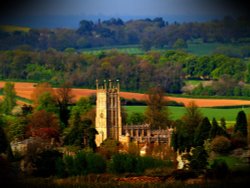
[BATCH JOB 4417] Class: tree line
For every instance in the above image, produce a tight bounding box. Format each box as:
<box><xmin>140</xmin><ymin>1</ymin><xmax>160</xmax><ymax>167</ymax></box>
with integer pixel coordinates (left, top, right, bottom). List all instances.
<box><xmin>0</xmin><ymin>16</ymin><xmax>250</xmax><ymax>51</ymax></box>
<box><xmin>1</xmin><ymin>49</ymin><xmax>250</xmax><ymax>95</ymax></box>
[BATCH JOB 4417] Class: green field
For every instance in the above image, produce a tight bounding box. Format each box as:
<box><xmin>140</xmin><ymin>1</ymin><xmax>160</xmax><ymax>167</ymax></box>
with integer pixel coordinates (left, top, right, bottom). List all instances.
<box><xmin>0</xmin><ymin>25</ymin><xmax>30</xmax><ymax>32</ymax></box>
<box><xmin>80</xmin><ymin>42</ymin><xmax>242</xmax><ymax>56</ymax></box>
<box><xmin>212</xmin><ymin>155</ymin><xmax>246</xmax><ymax>170</ymax></box>
<box><xmin>187</xmin><ymin>40</ymin><xmax>250</xmax><ymax>56</ymax></box>
<box><xmin>79</xmin><ymin>41</ymin><xmax>250</xmax><ymax>56</ymax></box>
<box><xmin>187</xmin><ymin>42</ymin><xmax>221</xmax><ymax>56</ymax></box>
<box><xmin>81</xmin><ymin>45</ymin><xmax>145</xmax><ymax>55</ymax></box>
<box><xmin>125</xmin><ymin>106</ymin><xmax>250</xmax><ymax>126</ymax></box>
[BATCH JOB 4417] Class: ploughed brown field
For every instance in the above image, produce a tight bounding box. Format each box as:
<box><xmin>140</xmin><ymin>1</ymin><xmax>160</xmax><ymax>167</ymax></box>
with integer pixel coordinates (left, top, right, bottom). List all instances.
<box><xmin>1</xmin><ymin>81</ymin><xmax>250</xmax><ymax>107</ymax></box>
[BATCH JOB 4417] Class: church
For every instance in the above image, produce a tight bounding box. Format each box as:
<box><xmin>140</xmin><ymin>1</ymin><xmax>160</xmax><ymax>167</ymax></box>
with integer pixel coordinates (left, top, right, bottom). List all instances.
<box><xmin>95</xmin><ymin>79</ymin><xmax>173</xmax><ymax>147</ymax></box>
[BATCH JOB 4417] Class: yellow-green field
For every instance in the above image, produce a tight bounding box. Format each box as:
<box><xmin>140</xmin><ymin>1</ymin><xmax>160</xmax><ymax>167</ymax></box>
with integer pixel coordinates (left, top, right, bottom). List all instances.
<box><xmin>0</xmin><ymin>25</ymin><xmax>30</xmax><ymax>32</ymax></box>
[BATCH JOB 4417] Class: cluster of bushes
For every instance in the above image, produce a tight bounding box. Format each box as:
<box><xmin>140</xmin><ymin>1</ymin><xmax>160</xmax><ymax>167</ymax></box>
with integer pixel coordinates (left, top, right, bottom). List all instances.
<box><xmin>109</xmin><ymin>153</ymin><xmax>172</xmax><ymax>174</ymax></box>
<box><xmin>31</xmin><ymin>149</ymin><xmax>173</xmax><ymax>178</ymax></box>
<box><xmin>55</xmin><ymin>151</ymin><xmax>106</xmax><ymax>178</ymax></box>
<box><xmin>187</xmin><ymin>73</ymin><xmax>250</xmax><ymax>97</ymax></box>
<box><xmin>190</xmin><ymin>84</ymin><xmax>250</xmax><ymax>97</ymax></box>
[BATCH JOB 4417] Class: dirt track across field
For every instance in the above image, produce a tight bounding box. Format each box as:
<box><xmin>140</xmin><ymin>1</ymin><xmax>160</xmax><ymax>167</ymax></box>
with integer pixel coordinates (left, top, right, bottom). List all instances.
<box><xmin>1</xmin><ymin>81</ymin><xmax>250</xmax><ymax>107</ymax></box>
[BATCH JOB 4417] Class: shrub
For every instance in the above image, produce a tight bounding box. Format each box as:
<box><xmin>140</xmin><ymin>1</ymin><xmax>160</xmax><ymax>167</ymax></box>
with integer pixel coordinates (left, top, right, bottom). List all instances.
<box><xmin>136</xmin><ymin>156</ymin><xmax>171</xmax><ymax>173</ymax></box>
<box><xmin>55</xmin><ymin>157</ymin><xmax>66</xmax><ymax>178</ymax></box>
<box><xmin>74</xmin><ymin>151</ymin><xmax>87</xmax><ymax>175</ymax></box>
<box><xmin>64</xmin><ymin>155</ymin><xmax>78</xmax><ymax>176</ymax></box>
<box><xmin>211</xmin><ymin>136</ymin><xmax>231</xmax><ymax>154</ymax></box>
<box><xmin>126</xmin><ymin>112</ymin><xmax>145</xmax><ymax>125</ymax></box>
<box><xmin>231</xmin><ymin>131</ymin><xmax>247</xmax><ymax>149</ymax></box>
<box><xmin>109</xmin><ymin>153</ymin><xmax>132</xmax><ymax>174</ymax></box>
<box><xmin>99</xmin><ymin>139</ymin><xmax>120</xmax><ymax>159</ymax></box>
<box><xmin>109</xmin><ymin>153</ymin><xmax>172</xmax><ymax>174</ymax></box>
<box><xmin>188</xmin><ymin>146</ymin><xmax>208</xmax><ymax>171</ymax></box>
<box><xmin>136</xmin><ymin>156</ymin><xmax>154</xmax><ymax>173</ymax></box>
<box><xmin>86</xmin><ymin>152</ymin><xmax>106</xmax><ymax>174</ymax></box>
<box><xmin>57</xmin><ymin>151</ymin><xmax>106</xmax><ymax>177</ymax></box>
<box><xmin>209</xmin><ymin>159</ymin><xmax>230</xmax><ymax>179</ymax></box>
<box><xmin>33</xmin><ymin>149</ymin><xmax>62</xmax><ymax>177</ymax></box>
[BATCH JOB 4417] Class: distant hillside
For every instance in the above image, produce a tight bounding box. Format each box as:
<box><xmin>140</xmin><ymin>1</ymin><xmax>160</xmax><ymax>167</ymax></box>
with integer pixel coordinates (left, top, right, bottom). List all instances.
<box><xmin>0</xmin><ymin>17</ymin><xmax>250</xmax><ymax>51</ymax></box>
<box><xmin>0</xmin><ymin>25</ymin><xmax>30</xmax><ymax>32</ymax></box>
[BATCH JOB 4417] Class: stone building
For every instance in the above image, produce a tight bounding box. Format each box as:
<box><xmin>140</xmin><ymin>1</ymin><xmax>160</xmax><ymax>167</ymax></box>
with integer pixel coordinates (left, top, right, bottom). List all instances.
<box><xmin>123</xmin><ymin>124</ymin><xmax>173</xmax><ymax>145</ymax></box>
<box><xmin>95</xmin><ymin>80</ymin><xmax>122</xmax><ymax>146</ymax></box>
<box><xmin>95</xmin><ymin>79</ymin><xmax>173</xmax><ymax>148</ymax></box>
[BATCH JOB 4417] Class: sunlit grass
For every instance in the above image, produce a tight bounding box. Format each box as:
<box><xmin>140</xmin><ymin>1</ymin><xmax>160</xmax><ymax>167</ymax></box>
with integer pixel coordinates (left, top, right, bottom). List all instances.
<box><xmin>0</xmin><ymin>25</ymin><xmax>30</xmax><ymax>32</ymax></box>
<box><xmin>125</xmin><ymin>106</ymin><xmax>250</xmax><ymax>125</ymax></box>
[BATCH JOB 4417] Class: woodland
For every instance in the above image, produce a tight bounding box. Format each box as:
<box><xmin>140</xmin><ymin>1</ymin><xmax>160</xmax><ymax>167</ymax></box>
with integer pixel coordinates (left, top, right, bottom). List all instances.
<box><xmin>1</xmin><ymin>17</ymin><xmax>250</xmax><ymax>97</ymax></box>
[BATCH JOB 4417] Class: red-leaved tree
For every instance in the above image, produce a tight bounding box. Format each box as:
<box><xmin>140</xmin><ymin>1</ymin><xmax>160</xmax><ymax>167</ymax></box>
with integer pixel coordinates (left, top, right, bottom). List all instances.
<box><xmin>27</xmin><ymin>110</ymin><xmax>60</xmax><ymax>141</ymax></box>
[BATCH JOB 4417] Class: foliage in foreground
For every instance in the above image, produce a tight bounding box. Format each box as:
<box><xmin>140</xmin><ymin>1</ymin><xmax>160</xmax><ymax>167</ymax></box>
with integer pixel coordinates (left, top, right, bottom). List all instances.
<box><xmin>108</xmin><ymin>153</ymin><xmax>172</xmax><ymax>174</ymax></box>
<box><xmin>56</xmin><ymin>151</ymin><xmax>106</xmax><ymax>178</ymax></box>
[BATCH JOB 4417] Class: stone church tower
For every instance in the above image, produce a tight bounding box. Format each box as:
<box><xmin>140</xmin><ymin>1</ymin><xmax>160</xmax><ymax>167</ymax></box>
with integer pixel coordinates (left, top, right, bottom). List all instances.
<box><xmin>95</xmin><ymin>80</ymin><xmax>122</xmax><ymax>146</ymax></box>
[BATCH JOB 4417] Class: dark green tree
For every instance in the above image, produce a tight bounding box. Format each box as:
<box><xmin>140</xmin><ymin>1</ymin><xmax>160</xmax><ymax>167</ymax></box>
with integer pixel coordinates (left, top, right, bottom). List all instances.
<box><xmin>171</xmin><ymin>130</ymin><xmax>178</xmax><ymax>152</ymax></box>
<box><xmin>173</xmin><ymin>38</ymin><xmax>187</xmax><ymax>49</ymax></box>
<box><xmin>181</xmin><ymin>101</ymin><xmax>203</xmax><ymax>150</ymax></box>
<box><xmin>69</xmin><ymin>97</ymin><xmax>92</xmax><ymax>127</ymax></box>
<box><xmin>36</xmin><ymin>92</ymin><xmax>58</xmax><ymax>114</ymax></box>
<box><xmin>0</xmin><ymin>125</ymin><xmax>13</xmax><ymax>160</ymax></box>
<box><xmin>145</xmin><ymin>87</ymin><xmax>170</xmax><ymax>129</ymax></box>
<box><xmin>194</xmin><ymin>117</ymin><xmax>212</xmax><ymax>146</ymax></box>
<box><xmin>56</xmin><ymin>82</ymin><xmax>74</xmax><ymax>127</ymax></box>
<box><xmin>77</xmin><ymin>20</ymin><xmax>94</xmax><ymax>35</ymax></box>
<box><xmin>220</xmin><ymin>117</ymin><xmax>227</xmax><ymax>130</ymax></box>
<box><xmin>182</xmin><ymin>101</ymin><xmax>203</xmax><ymax>133</ymax></box>
<box><xmin>87</xmin><ymin>128</ymin><xmax>98</xmax><ymax>152</ymax></box>
<box><xmin>0</xmin><ymin>82</ymin><xmax>16</xmax><ymax>114</ymax></box>
<box><xmin>55</xmin><ymin>157</ymin><xmax>66</xmax><ymax>178</ymax></box>
<box><xmin>234</xmin><ymin>110</ymin><xmax>248</xmax><ymax>137</ymax></box>
<box><xmin>65</xmin><ymin>97</ymin><xmax>94</xmax><ymax>148</ymax></box>
<box><xmin>0</xmin><ymin>126</ymin><xmax>8</xmax><ymax>154</ymax></box>
<box><xmin>64</xmin><ymin>113</ymin><xmax>85</xmax><ymax>147</ymax></box>
<box><xmin>64</xmin><ymin>118</ymin><xmax>93</xmax><ymax>148</ymax></box>
<box><xmin>210</xmin><ymin>118</ymin><xmax>220</xmax><ymax>139</ymax></box>
<box><xmin>188</xmin><ymin>146</ymin><xmax>208</xmax><ymax>171</ymax></box>
<box><xmin>210</xmin><ymin>117</ymin><xmax>229</xmax><ymax>139</ymax></box>
<box><xmin>171</xmin><ymin>120</ymin><xmax>192</xmax><ymax>152</ymax></box>
<box><xmin>127</xmin><ymin>112</ymin><xmax>145</xmax><ymax>125</ymax></box>
<box><xmin>33</xmin><ymin>149</ymin><xmax>62</xmax><ymax>177</ymax></box>
<box><xmin>86</xmin><ymin>152</ymin><xmax>106</xmax><ymax>174</ymax></box>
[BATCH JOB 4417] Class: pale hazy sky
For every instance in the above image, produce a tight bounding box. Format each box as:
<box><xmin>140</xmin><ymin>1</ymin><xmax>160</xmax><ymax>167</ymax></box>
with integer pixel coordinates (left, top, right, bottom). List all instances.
<box><xmin>0</xmin><ymin>0</ymin><xmax>246</xmax><ymax>27</ymax></box>
<box><xmin>21</xmin><ymin>0</ymin><xmax>230</xmax><ymax>17</ymax></box>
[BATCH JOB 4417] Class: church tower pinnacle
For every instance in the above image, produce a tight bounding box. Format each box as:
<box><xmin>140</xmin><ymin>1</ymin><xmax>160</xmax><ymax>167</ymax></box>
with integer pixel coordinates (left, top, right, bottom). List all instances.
<box><xmin>95</xmin><ymin>79</ymin><xmax>122</xmax><ymax>146</ymax></box>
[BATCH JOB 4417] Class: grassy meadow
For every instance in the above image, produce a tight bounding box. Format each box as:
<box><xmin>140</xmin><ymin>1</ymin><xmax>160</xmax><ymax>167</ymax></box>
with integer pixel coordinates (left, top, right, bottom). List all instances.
<box><xmin>125</xmin><ymin>106</ymin><xmax>250</xmax><ymax>127</ymax></box>
<box><xmin>0</xmin><ymin>25</ymin><xmax>30</xmax><ymax>32</ymax></box>
<box><xmin>81</xmin><ymin>45</ymin><xmax>145</xmax><ymax>55</ymax></box>
<box><xmin>80</xmin><ymin>40</ymin><xmax>250</xmax><ymax>57</ymax></box>
<box><xmin>187</xmin><ymin>42</ymin><xmax>221</xmax><ymax>56</ymax></box>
